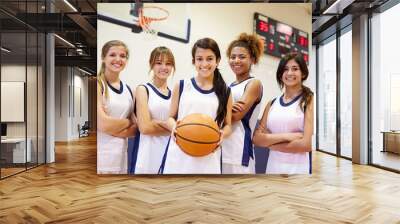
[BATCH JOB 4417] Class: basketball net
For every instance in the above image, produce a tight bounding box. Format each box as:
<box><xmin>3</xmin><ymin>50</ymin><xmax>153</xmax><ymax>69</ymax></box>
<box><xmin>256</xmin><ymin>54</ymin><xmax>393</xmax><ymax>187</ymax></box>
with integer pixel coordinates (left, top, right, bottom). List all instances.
<box><xmin>136</xmin><ymin>4</ymin><xmax>169</xmax><ymax>40</ymax></box>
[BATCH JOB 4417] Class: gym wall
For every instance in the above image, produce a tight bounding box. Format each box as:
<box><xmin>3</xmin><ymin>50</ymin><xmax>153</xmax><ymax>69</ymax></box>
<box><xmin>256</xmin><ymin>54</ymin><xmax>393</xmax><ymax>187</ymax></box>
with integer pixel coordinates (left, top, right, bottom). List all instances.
<box><xmin>97</xmin><ymin>3</ymin><xmax>313</xmax><ymax>115</ymax></box>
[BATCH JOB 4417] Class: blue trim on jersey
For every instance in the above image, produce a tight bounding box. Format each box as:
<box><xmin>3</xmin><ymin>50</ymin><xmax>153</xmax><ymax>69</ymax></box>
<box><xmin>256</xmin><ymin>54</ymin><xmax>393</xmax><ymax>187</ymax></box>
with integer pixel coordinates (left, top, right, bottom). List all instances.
<box><xmin>128</xmin><ymin>132</ymin><xmax>141</xmax><ymax>174</ymax></box>
<box><xmin>309</xmin><ymin>151</ymin><xmax>312</xmax><ymax>174</ymax></box>
<box><xmin>191</xmin><ymin>77</ymin><xmax>214</xmax><ymax>94</ymax></box>
<box><xmin>127</xmin><ymin>137</ymin><xmax>134</xmax><ymax>173</ymax></box>
<box><xmin>126</xmin><ymin>84</ymin><xmax>133</xmax><ymax>99</ymax></box>
<box><xmin>147</xmin><ymin>82</ymin><xmax>171</xmax><ymax>99</ymax></box>
<box><xmin>107</xmin><ymin>80</ymin><xmax>123</xmax><ymax>94</ymax></box>
<box><xmin>220</xmin><ymin>147</ymin><xmax>223</xmax><ymax>174</ymax></box>
<box><xmin>271</xmin><ymin>98</ymin><xmax>277</xmax><ymax>106</ymax></box>
<box><xmin>158</xmin><ymin>137</ymin><xmax>171</xmax><ymax>174</ymax></box>
<box><xmin>279</xmin><ymin>93</ymin><xmax>302</xmax><ymax>107</ymax></box>
<box><xmin>133</xmin><ymin>99</ymin><xmax>136</xmax><ymax>115</ymax></box>
<box><xmin>240</xmin><ymin>102</ymin><xmax>258</xmax><ymax>166</ymax></box>
<box><xmin>140</xmin><ymin>84</ymin><xmax>149</xmax><ymax>98</ymax></box>
<box><xmin>179</xmin><ymin>80</ymin><xmax>184</xmax><ymax>100</ymax></box>
<box><xmin>133</xmin><ymin>85</ymin><xmax>148</xmax><ymax>115</ymax></box>
<box><xmin>175</xmin><ymin>80</ymin><xmax>185</xmax><ymax>120</ymax></box>
<box><xmin>229</xmin><ymin>76</ymin><xmax>254</xmax><ymax>87</ymax></box>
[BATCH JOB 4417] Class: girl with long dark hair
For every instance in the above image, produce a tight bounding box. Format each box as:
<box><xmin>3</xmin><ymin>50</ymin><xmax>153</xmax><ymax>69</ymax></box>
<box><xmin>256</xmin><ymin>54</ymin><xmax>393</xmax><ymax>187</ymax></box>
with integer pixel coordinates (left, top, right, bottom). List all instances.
<box><xmin>253</xmin><ymin>52</ymin><xmax>314</xmax><ymax>174</ymax></box>
<box><xmin>160</xmin><ymin>38</ymin><xmax>233</xmax><ymax>174</ymax></box>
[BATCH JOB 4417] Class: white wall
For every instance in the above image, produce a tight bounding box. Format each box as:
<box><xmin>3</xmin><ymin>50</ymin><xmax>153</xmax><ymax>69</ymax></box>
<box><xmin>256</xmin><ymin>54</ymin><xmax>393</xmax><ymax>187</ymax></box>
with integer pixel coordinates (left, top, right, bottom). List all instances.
<box><xmin>1</xmin><ymin>64</ymin><xmax>45</xmax><ymax>163</ymax></box>
<box><xmin>98</xmin><ymin>3</ymin><xmax>312</xmax><ymax>118</ymax></box>
<box><xmin>55</xmin><ymin>67</ymin><xmax>89</xmax><ymax>141</ymax></box>
<box><xmin>1</xmin><ymin>65</ymin><xmax>29</xmax><ymax>137</ymax></box>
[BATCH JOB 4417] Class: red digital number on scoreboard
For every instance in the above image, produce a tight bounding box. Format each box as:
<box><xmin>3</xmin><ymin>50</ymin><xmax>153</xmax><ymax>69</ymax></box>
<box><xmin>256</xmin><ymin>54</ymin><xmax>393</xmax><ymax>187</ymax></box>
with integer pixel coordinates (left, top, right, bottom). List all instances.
<box><xmin>258</xmin><ymin>21</ymin><xmax>269</xmax><ymax>33</ymax></box>
<box><xmin>298</xmin><ymin>36</ymin><xmax>308</xmax><ymax>48</ymax></box>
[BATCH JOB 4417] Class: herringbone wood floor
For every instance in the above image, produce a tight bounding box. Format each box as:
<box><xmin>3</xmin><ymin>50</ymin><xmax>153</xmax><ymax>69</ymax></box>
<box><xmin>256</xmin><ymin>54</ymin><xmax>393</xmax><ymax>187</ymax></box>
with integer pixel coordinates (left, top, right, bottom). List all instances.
<box><xmin>1</xmin><ymin>135</ymin><xmax>400</xmax><ymax>223</ymax></box>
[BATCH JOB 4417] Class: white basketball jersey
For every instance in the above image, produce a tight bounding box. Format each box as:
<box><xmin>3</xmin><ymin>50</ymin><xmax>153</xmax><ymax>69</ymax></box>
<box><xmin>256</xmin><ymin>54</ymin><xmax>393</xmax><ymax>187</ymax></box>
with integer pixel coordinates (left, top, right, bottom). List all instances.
<box><xmin>265</xmin><ymin>94</ymin><xmax>311</xmax><ymax>174</ymax></box>
<box><xmin>131</xmin><ymin>83</ymin><xmax>171</xmax><ymax>174</ymax></box>
<box><xmin>160</xmin><ymin>78</ymin><xmax>222</xmax><ymax>174</ymax></box>
<box><xmin>222</xmin><ymin>77</ymin><xmax>262</xmax><ymax>167</ymax></box>
<box><xmin>97</xmin><ymin>80</ymin><xmax>134</xmax><ymax>174</ymax></box>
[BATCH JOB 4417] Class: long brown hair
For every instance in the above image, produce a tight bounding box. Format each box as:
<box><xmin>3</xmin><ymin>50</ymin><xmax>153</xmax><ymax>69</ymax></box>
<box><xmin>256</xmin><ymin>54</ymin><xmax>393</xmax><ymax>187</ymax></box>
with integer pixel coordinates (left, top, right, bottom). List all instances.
<box><xmin>191</xmin><ymin>38</ymin><xmax>229</xmax><ymax>127</ymax></box>
<box><xmin>276</xmin><ymin>52</ymin><xmax>313</xmax><ymax>111</ymax></box>
<box><xmin>97</xmin><ymin>40</ymin><xmax>129</xmax><ymax>99</ymax></box>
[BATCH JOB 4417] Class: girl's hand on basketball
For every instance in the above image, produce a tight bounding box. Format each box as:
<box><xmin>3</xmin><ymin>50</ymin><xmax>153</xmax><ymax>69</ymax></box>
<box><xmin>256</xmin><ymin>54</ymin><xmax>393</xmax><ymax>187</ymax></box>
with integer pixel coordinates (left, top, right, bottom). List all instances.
<box><xmin>171</xmin><ymin>120</ymin><xmax>180</xmax><ymax>142</ymax></box>
<box><xmin>232</xmin><ymin>101</ymin><xmax>245</xmax><ymax>113</ymax></box>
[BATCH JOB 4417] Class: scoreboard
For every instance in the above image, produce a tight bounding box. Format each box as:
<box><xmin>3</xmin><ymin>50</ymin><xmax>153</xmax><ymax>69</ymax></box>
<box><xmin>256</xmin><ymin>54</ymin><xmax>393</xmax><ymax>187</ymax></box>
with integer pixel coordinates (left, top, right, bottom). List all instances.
<box><xmin>253</xmin><ymin>12</ymin><xmax>309</xmax><ymax>64</ymax></box>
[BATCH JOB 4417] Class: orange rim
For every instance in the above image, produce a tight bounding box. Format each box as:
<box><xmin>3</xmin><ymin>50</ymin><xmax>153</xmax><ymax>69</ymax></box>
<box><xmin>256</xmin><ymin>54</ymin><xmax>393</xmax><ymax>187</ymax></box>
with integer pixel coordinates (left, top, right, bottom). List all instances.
<box><xmin>138</xmin><ymin>6</ymin><xmax>169</xmax><ymax>31</ymax></box>
<box><xmin>142</xmin><ymin>6</ymin><xmax>169</xmax><ymax>21</ymax></box>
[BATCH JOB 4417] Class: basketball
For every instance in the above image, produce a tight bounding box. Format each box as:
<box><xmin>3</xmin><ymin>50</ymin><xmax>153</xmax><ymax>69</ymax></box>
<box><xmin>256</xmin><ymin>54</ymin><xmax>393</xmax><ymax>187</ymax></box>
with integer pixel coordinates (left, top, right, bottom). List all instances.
<box><xmin>175</xmin><ymin>113</ymin><xmax>220</xmax><ymax>157</ymax></box>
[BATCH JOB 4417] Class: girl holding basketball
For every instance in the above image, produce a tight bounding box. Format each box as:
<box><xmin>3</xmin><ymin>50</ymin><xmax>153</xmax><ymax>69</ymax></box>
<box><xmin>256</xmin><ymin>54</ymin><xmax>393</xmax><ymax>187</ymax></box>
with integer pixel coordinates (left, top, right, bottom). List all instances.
<box><xmin>129</xmin><ymin>46</ymin><xmax>175</xmax><ymax>174</ymax></box>
<box><xmin>160</xmin><ymin>37</ymin><xmax>233</xmax><ymax>174</ymax></box>
<box><xmin>97</xmin><ymin>40</ymin><xmax>136</xmax><ymax>174</ymax></box>
<box><xmin>253</xmin><ymin>52</ymin><xmax>314</xmax><ymax>174</ymax></box>
<box><xmin>221</xmin><ymin>33</ymin><xmax>264</xmax><ymax>174</ymax></box>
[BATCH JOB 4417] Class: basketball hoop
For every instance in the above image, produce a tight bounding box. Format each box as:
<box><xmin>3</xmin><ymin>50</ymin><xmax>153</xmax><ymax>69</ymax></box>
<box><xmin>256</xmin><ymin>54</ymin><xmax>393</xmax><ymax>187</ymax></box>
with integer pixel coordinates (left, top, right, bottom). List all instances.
<box><xmin>99</xmin><ymin>2</ymin><xmax>190</xmax><ymax>43</ymax></box>
<box><xmin>137</xmin><ymin>6</ymin><xmax>169</xmax><ymax>35</ymax></box>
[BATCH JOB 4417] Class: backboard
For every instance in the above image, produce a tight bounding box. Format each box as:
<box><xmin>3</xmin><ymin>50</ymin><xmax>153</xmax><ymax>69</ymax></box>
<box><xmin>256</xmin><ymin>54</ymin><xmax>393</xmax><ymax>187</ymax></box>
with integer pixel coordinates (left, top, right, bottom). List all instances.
<box><xmin>97</xmin><ymin>3</ymin><xmax>191</xmax><ymax>43</ymax></box>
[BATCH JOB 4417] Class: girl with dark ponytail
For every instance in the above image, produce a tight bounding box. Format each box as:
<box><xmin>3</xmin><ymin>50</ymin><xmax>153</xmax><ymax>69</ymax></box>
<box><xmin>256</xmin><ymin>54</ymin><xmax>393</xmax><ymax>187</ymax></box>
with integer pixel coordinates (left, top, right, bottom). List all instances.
<box><xmin>160</xmin><ymin>38</ymin><xmax>233</xmax><ymax>174</ymax></box>
<box><xmin>253</xmin><ymin>52</ymin><xmax>314</xmax><ymax>174</ymax></box>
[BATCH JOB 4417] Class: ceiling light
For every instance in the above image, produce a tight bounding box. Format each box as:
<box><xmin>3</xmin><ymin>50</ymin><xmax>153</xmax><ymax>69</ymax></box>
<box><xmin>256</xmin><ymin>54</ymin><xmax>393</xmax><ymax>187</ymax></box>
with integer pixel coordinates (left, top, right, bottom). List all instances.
<box><xmin>78</xmin><ymin>67</ymin><xmax>93</xmax><ymax>76</ymax></box>
<box><xmin>323</xmin><ymin>0</ymin><xmax>355</xmax><ymax>15</ymax></box>
<box><xmin>76</xmin><ymin>48</ymin><xmax>85</xmax><ymax>55</ymax></box>
<box><xmin>1</xmin><ymin>47</ymin><xmax>11</xmax><ymax>53</ymax></box>
<box><xmin>54</xmin><ymin>34</ymin><xmax>75</xmax><ymax>48</ymax></box>
<box><xmin>63</xmin><ymin>0</ymin><xmax>78</xmax><ymax>12</ymax></box>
